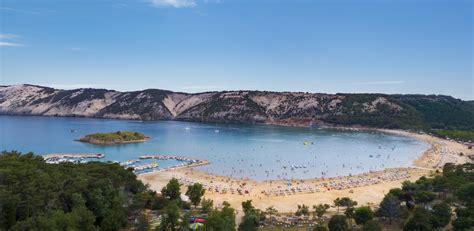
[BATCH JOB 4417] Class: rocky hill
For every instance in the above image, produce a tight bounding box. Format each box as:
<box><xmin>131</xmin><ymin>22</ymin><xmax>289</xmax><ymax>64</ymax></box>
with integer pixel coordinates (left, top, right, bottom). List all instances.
<box><xmin>1</xmin><ymin>84</ymin><xmax>473</xmax><ymax>130</ymax></box>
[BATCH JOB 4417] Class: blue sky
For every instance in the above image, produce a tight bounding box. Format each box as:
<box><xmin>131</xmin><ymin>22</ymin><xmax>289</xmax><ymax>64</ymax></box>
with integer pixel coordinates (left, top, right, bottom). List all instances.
<box><xmin>0</xmin><ymin>0</ymin><xmax>472</xmax><ymax>99</ymax></box>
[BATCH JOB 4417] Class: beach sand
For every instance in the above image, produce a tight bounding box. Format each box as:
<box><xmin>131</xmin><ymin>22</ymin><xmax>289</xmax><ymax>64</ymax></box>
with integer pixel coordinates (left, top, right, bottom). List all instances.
<box><xmin>138</xmin><ymin>129</ymin><xmax>473</xmax><ymax>214</ymax></box>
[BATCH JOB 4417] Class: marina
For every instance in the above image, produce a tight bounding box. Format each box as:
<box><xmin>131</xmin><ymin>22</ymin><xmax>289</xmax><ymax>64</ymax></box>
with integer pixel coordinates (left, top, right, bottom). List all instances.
<box><xmin>42</xmin><ymin>152</ymin><xmax>209</xmax><ymax>175</ymax></box>
<box><xmin>43</xmin><ymin>153</ymin><xmax>105</xmax><ymax>164</ymax></box>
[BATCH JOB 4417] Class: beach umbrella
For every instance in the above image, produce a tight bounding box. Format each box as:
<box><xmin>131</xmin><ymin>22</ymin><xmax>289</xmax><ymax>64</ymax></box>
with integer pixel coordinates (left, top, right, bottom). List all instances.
<box><xmin>195</xmin><ymin>218</ymin><xmax>205</xmax><ymax>223</ymax></box>
<box><xmin>189</xmin><ymin>222</ymin><xmax>204</xmax><ymax>230</ymax></box>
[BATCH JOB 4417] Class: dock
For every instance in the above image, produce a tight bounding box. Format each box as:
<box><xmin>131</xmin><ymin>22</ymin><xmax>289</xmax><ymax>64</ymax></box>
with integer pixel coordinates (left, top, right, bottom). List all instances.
<box><xmin>43</xmin><ymin>153</ymin><xmax>105</xmax><ymax>160</ymax></box>
<box><xmin>137</xmin><ymin>154</ymin><xmax>210</xmax><ymax>175</ymax></box>
<box><xmin>140</xmin><ymin>154</ymin><xmax>204</xmax><ymax>163</ymax></box>
<box><xmin>42</xmin><ymin>153</ymin><xmax>209</xmax><ymax>174</ymax></box>
<box><xmin>43</xmin><ymin>153</ymin><xmax>105</xmax><ymax>164</ymax></box>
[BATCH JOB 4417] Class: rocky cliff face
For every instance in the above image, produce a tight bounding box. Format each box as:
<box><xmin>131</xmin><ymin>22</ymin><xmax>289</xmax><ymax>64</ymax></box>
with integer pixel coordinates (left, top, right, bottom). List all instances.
<box><xmin>1</xmin><ymin>84</ymin><xmax>472</xmax><ymax>129</ymax></box>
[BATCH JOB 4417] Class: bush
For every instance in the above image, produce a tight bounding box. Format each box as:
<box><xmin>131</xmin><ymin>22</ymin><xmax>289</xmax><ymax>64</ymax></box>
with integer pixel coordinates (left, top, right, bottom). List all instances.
<box><xmin>328</xmin><ymin>215</ymin><xmax>349</xmax><ymax>231</ymax></box>
<box><xmin>362</xmin><ymin>220</ymin><xmax>382</xmax><ymax>231</ymax></box>
<box><xmin>354</xmin><ymin>207</ymin><xmax>374</xmax><ymax>225</ymax></box>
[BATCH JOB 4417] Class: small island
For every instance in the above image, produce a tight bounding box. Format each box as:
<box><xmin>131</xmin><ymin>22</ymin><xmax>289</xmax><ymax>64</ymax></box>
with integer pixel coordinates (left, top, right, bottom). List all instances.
<box><xmin>77</xmin><ymin>131</ymin><xmax>149</xmax><ymax>145</ymax></box>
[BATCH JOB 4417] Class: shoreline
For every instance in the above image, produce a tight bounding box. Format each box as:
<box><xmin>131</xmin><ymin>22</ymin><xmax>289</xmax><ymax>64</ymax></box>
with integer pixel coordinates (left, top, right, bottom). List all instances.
<box><xmin>138</xmin><ymin>128</ymin><xmax>473</xmax><ymax>214</ymax></box>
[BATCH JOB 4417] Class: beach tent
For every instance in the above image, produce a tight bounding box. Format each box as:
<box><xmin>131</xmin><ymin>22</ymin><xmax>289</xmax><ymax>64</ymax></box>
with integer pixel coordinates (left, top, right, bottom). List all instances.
<box><xmin>180</xmin><ymin>194</ymin><xmax>190</xmax><ymax>202</ymax></box>
<box><xmin>197</xmin><ymin>218</ymin><xmax>205</xmax><ymax>223</ymax></box>
<box><xmin>189</xmin><ymin>222</ymin><xmax>204</xmax><ymax>230</ymax></box>
<box><xmin>191</xmin><ymin>218</ymin><xmax>205</xmax><ymax>223</ymax></box>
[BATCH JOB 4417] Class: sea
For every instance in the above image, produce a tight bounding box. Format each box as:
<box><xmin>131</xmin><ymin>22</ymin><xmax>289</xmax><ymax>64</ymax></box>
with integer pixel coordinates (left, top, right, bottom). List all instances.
<box><xmin>0</xmin><ymin>115</ymin><xmax>429</xmax><ymax>181</ymax></box>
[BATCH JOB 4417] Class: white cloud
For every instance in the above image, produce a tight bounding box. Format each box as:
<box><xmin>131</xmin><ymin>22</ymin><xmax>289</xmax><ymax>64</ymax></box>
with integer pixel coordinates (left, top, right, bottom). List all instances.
<box><xmin>149</xmin><ymin>0</ymin><xmax>196</xmax><ymax>8</ymax></box>
<box><xmin>0</xmin><ymin>34</ymin><xmax>19</xmax><ymax>39</ymax></box>
<box><xmin>0</xmin><ymin>6</ymin><xmax>40</xmax><ymax>14</ymax></box>
<box><xmin>353</xmin><ymin>81</ymin><xmax>405</xmax><ymax>85</ymax></box>
<box><xmin>0</xmin><ymin>34</ymin><xmax>23</xmax><ymax>47</ymax></box>
<box><xmin>0</xmin><ymin>41</ymin><xmax>21</xmax><ymax>47</ymax></box>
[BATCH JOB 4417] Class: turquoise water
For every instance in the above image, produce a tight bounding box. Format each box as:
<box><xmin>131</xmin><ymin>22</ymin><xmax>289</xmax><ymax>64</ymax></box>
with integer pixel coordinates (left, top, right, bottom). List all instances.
<box><xmin>0</xmin><ymin>115</ymin><xmax>428</xmax><ymax>181</ymax></box>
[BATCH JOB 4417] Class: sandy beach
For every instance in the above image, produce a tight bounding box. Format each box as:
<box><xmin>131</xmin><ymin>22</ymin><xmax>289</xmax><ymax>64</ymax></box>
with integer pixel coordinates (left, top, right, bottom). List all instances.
<box><xmin>138</xmin><ymin>129</ymin><xmax>473</xmax><ymax>214</ymax></box>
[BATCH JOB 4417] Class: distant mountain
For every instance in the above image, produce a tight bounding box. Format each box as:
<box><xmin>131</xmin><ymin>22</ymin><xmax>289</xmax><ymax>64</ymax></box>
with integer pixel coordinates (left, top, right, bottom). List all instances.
<box><xmin>1</xmin><ymin>84</ymin><xmax>473</xmax><ymax>130</ymax></box>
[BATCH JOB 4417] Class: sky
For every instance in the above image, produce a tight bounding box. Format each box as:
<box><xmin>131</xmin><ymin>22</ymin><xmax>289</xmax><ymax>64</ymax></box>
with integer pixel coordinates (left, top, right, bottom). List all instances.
<box><xmin>0</xmin><ymin>0</ymin><xmax>472</xmax><ymax>100</ymax></box>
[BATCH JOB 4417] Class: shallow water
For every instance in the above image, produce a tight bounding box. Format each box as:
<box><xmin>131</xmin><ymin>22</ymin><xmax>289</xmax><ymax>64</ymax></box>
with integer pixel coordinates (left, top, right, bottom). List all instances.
<box><xmin>0</xmin><ymin>115</ymin><xmax>428</xmax><ymax>181</ymax></box>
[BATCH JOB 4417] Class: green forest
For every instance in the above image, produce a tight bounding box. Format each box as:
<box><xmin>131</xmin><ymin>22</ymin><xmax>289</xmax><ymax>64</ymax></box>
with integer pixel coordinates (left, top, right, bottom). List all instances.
<box><xmin>1</xmin><ymin>152</ymin><xmax>473</xmax><ymax>230</ymax></box>
<box><xmin>0</xmin><ymin>151</ymin><xmax>156</xmax><ymax>230</ymax></box>
<box><xmin>322</xmin><ymin>94</ymin><xmax>474</xmax><ymax>142</ymax></box>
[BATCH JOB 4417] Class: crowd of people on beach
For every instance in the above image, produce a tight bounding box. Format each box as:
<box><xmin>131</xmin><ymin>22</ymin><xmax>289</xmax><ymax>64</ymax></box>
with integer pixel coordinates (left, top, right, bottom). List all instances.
<box><xmin>417</xmin><ymin>142</ymin><xmax>467</xmax><ymax>169</ymax></box>
<box><xmin>171</xmin><ymin>168</ymin><xmax>412</xmax><ymax>197</ymax></box>
<box><xmin>260</xmin><ymin>169</ymin><xmax>410</xmax><ymax>197</ymax></box>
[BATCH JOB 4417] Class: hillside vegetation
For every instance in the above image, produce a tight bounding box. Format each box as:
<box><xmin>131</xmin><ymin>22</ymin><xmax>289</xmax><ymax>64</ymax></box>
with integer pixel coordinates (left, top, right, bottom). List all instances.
<box><xmin>0</xmin><ymin>151</ymin><xmax>159</xmax><ymax>230</ymax></box>
<box><xmin>78</xmin><ymin>131</ymin><xmax>148</xmax><ymax>145</ymax></box>
<box><xmin>1</xmin><ymin>85</ymin><xmax>473</xmax><ymax>136</ymax></box>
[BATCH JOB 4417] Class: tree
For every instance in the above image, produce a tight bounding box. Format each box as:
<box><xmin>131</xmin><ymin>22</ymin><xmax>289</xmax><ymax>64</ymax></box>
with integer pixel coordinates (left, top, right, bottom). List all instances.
<box><xmin>354</xmin><ymin>207</ymin><xmax>373</xmax><ymax>225</ymax></box>
<box><xmin>334</xmin><ymin>197</ymin><xmax>357</xmax><ymax>214</ymax></box>
<box><xmin>242</xmin><ymin>200</ymin><xmax>255</xmax><ymax>214</ymax></box>
<box><xmin>334</xmin><ymin>198</ymin><xmax>342</xmax><ymax>213</ymax></box>
<box><xmin>328</xmin><ymin>215</ymin><xmax>349</xmax><ymax>231</ymax></box>
<box><xmin>430</xmin><ymin>202</ymin><xmax>451</xmax><ymax>229</ymax></box>
<box><xmin>9</xmin><ymin>214</ymin><xmax>59</xmax><ymax>230</ymax></box>
<box><xmin>186</xmin><ymin>183</ymin><xmax>205</xmax><ymax>208</ymax></box>
<box><xmin>0</xmin><ymin>152</ymin><xmax>151</xmax><ymax>231</ymax></box>
<box><xmin>137</xmin><ymin>214</ymin><xmax>149</xmax><ymax>231</ymax></box>
<box><xmin>388</xmin><ymin>188</ymin><xmax>405</xmax><ymax>200</ymax></box>
<box><xmin>238</xmin><ymin>212</ymin><xmax>260</xmax><ymax>231</ymax></box>
<box><xmin>295</xmin><ymin>204</ymin><xmax>310</xmax><ymax>217</ymax></box>
<box><xmin>161</xmin><ymin>178</ymin><xmax>181</xmax><ymax>201</ymax></box>
<box><xmin>158</xmin><ymin>201</ymin><xmax>180</xmax><ymax>231</ymax></box>
<box><xmin>201</xmin><ymin>199</ymin><xmax>214</xmax><ymax>214</ymax></box>
<box><xmin>238</xmin><ymin>200</ymin><xmax>262</xmax><ymax>231</ymax></box>
<box><xmin>313</xmin><ymin>204</ymin><xmax>330</xmax><ymax>221</ymax></box>
<box><xmin>205</xmin><ymin>210</ymin><xmax>226</xmax><ymax>231</ymax></box>
<box><xmin>344</xmin><ymin>207</ymin><xmax>355</xmax><ymax>228</ymax></box>
<box><xmin>414</xmin><ymin>191</ymin><xmax>435</xmax><ymax>206</ymax></box>
<box><xmin>339</xmin><ymin>198</ymin><xmax>358</xmax><ymax>208</ymax></box>
<box><xmin>457</xmin><ymin>183</ymin><xmax>474</xmax><ymax>205</ymax></box>
<box><xmin>60</xmin><ymin>193</ymin><xmax>97</xmax><ymax>231</ymax></box>
<box><xmin>403</xmin><ymin>208</ymin><xmax>432</xmax><ymax>231</ymax></box>
<box><xmin>402</xmin><ymin>181</ymin><xmax>419</xmax><ymax>193</ymax></box>
<box><xmin>379</xmin><ymin>194</ymin><xmax>401</xmax><ymax>224</ymax></box>
<box><xmin>204</xmin><ymin>201</ymin><xmax>236</xmax><ymax>231</ymax></box>
<box><xmin>362</xmin><ymin>220</ymin><xmax>382</xmax><ymax>231</ymax></box>
<box><xmin>415</xmin><ymin>176</ymin><xmax>434</xmax><ymax>191</ymax></box>
<box><xmin>180</xmin><ymin>212</ymin><xmax>191</xmax><ymax>231</ymax></box>
<box><xmin>452</xmin><ymin>204</ymin><xmax>474</xmax><ymax>231</ymax></box>
<box><xmin>220</xmin><ymin>202</ymin><xmax>237</xmax><ymax>231</ymax></box>
<box><xmin>265</xmin><ymin>206</ymin><xmax>278</xmax><ymax>227</ymax></box>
